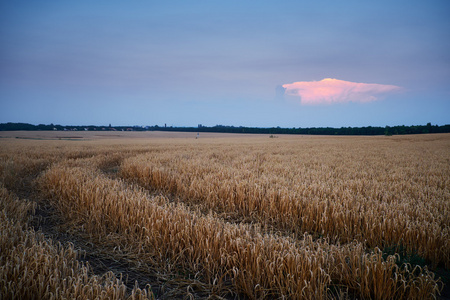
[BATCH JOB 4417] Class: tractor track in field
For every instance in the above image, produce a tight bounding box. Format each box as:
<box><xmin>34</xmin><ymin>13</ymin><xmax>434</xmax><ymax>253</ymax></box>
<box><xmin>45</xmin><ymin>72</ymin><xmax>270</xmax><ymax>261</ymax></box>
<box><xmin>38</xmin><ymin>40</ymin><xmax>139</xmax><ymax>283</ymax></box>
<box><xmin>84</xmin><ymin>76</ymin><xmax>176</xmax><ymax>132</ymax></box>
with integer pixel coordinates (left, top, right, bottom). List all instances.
<box><xmin>12</xmin><ymin>171</ymin><xmax>239</xmax><ymax>300</ymax></box>
<box><xmin>102</xmin><ymin>161</ymin><xmax>450</xmax><ymax>300</ymax></box>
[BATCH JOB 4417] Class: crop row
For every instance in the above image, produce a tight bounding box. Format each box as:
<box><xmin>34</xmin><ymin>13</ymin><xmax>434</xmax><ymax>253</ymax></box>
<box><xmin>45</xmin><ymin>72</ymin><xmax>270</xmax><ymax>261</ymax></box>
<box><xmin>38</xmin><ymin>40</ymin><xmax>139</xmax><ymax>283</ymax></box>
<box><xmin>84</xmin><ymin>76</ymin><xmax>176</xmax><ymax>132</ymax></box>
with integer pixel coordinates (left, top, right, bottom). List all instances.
<box><xmin>0</xmin><ymin>184</ymin><xmax>153</xmax><ymax>299</ymax></box>
<box><xmin>37</xmin><ymin>163</ymin><xmax>441</xmax><ymax>299</ymax></box>
<box><xmin>119</xmin><ymin>140</ymin><xmax>450</xmax><ymax>268</ymax></box>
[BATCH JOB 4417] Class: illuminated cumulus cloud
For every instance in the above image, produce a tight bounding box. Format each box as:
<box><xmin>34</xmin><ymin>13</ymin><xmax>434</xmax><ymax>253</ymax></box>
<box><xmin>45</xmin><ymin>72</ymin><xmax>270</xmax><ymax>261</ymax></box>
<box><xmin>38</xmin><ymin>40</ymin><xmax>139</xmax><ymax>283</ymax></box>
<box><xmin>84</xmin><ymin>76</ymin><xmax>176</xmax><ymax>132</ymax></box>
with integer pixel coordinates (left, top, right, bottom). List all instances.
<box><xmin>282</xmin><ymin>78</ymin><xmax>402</xmax><ymax>105</ymax></box>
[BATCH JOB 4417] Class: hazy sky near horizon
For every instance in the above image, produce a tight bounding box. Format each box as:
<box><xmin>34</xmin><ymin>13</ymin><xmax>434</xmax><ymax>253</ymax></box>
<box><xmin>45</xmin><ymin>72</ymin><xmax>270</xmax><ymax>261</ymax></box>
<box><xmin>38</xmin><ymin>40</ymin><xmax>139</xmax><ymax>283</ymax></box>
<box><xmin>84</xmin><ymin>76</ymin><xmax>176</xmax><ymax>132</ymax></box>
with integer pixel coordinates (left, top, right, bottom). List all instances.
<box><xmin>1</xmin><ymin>1</ymin><xmax>449</xmax><ymax>127</ymax></box>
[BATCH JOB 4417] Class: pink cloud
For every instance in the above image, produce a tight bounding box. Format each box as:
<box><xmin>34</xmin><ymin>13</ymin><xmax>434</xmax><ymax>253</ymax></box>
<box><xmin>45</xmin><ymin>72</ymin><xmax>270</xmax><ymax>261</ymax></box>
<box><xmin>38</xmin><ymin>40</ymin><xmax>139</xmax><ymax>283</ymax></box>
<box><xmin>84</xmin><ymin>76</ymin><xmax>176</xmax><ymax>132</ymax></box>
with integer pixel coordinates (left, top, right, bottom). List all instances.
<box><xmin>282</xmin><ymin>78</ymin><xmax>402</xmax><ymax>105</ymax></box>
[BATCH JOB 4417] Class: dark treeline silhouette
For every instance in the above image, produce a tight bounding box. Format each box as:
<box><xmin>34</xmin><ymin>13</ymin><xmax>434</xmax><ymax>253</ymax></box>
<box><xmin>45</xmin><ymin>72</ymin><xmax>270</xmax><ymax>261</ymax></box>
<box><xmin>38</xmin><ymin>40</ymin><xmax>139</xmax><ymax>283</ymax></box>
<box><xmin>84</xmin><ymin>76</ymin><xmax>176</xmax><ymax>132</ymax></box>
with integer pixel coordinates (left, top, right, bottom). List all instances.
<box><xmin>1</xmin><ymin>122</ymin><xmax>449</xmax><ymax>136</ymax></box>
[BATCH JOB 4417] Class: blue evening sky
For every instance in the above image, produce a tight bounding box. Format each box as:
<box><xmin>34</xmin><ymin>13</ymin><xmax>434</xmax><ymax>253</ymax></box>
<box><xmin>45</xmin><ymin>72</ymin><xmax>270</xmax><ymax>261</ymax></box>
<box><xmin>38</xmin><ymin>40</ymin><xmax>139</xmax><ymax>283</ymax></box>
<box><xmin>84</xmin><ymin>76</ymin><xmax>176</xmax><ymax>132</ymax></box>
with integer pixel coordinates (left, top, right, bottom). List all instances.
<box><xmin>1</xmin><ymin>1</ymin><xmax>449</xmax><ymax>127</ymax></box>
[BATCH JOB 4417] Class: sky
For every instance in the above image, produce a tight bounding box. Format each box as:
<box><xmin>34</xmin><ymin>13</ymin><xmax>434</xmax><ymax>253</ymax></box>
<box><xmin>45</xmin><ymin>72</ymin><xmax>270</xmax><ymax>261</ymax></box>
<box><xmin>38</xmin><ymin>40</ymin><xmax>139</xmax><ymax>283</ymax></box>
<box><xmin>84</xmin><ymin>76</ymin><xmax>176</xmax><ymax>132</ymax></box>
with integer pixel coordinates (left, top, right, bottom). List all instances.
<box><xmin>1</xmin><ymin>1</ymin><xmax>449</xmax><ymax>128</ymax></box>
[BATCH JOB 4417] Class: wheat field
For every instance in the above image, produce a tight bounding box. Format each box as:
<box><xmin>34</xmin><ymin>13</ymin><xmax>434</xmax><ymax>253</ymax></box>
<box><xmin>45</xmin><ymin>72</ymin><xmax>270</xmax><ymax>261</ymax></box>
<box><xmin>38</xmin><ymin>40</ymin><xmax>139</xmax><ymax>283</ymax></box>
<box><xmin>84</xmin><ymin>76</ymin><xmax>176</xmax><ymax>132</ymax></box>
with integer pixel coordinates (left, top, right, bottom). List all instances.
<box><xmin>1</xmin><ymin>132</ymin><xmax>449</xmax><ymax>299</ymax></box>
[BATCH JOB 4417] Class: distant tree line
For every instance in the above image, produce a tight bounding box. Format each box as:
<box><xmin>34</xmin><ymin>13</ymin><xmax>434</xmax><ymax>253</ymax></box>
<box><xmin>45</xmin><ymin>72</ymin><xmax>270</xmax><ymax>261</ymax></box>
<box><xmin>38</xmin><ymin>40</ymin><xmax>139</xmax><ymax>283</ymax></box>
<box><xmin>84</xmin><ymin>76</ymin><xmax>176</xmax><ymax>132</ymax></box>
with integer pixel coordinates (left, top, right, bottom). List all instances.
<box><xmin>1</xmin><ymin>122</ymin><xmax>449</xmax><ymax>136</ymax></box>
<box><xmin>0</xmin><ymin>123</ymin><xmax>146</xmax><ymax>132</ymax></box>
